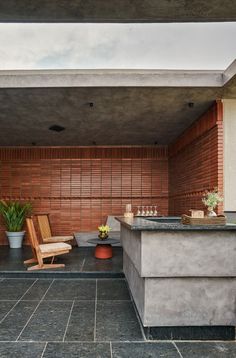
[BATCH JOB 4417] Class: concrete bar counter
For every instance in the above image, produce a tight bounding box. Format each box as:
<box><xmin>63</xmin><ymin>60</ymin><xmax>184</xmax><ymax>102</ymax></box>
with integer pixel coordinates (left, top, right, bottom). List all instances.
<box><xmin>116</xmin><ymin>216</ymin><xmax>236</xmax><ymax>340</ymax></box>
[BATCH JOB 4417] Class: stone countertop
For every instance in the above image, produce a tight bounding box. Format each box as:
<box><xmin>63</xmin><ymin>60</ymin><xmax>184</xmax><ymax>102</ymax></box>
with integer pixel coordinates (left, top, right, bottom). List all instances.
<box><xmin>115</xmin><ymin>216</ymin><xmax>236</xmax><ymax>231</ymax></box>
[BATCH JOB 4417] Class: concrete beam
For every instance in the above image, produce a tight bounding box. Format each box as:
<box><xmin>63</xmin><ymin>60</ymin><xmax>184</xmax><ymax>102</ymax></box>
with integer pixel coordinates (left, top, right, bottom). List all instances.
<box><xmin>0</xmin><ymin>0</ymin><xmax>236</xmax><ymax>23</ymax></box>
<box><xmin>0</xmin><ymin>69</ymin><xmax>224</xmax><ymax>89</ymax></box>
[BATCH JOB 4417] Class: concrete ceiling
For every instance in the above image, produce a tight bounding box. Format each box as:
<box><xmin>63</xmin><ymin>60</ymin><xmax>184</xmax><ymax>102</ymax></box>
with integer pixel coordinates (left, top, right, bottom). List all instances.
<box><xmin>0</xmin><ymin>0</ymin><xmax>236</xmax><ymax>23</ymax></box>
<box><xmin>0</xmin><ymin>86</ymin><xmax>223</xmax><ymax>146</ymax></box>
<box><xmin>1</xmin><ymin>65</ymin><xmax>236</xmax><ymax>146</ymax></box>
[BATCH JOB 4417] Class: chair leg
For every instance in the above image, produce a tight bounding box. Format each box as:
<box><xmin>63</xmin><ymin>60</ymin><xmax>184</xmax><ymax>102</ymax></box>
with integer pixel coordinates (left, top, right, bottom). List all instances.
<box><xmin>24</xmin><ymin>258</ymin><xmax>37</xmax><ymax>265</ymax></box>
<box><xmin>27</xmin><ymin>263</ymin><xmax>65</xmax><ymax>271</ymax></box>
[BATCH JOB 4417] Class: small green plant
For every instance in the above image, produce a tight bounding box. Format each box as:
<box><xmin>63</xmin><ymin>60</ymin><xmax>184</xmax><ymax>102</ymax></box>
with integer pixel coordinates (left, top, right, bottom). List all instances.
<box><xmin>202</xmin><ymin>188</ymin><xmax>223</xmax><ymax>209</ymax></box>
<box><xmin>0</xmin><ymin>200</ymin><xmax>32</xmax><ymax>232</ymax></box>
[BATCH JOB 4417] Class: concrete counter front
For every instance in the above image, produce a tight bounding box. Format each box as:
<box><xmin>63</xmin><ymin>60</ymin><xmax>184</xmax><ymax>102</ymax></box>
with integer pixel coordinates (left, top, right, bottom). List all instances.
<box><xmin>116</xmin><ymin>217</ymin><xmax>236</xmax><ymax>340</ymax></box>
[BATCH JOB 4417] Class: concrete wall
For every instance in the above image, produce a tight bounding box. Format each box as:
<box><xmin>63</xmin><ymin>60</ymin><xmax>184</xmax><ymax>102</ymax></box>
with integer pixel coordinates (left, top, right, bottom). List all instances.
<box><xmin>223</xmin><ymin>99</ymin><xmax>236</xmax><ymax>216</ymax></box>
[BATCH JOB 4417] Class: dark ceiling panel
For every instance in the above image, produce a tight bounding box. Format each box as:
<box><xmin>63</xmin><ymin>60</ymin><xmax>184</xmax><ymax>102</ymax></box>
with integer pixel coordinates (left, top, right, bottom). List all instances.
<box><xmin>0</xmin><ymin>87</ymin><xmax>221</xmax><ymax>146</ymax></box>
<box><xmin>0</xmin><ymin>0</ymin><xmax>236</xmax><ymax>22</ymax></box>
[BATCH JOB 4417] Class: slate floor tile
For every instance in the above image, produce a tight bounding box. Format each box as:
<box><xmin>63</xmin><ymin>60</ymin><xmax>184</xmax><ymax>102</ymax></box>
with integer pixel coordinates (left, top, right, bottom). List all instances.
<box><xmin>44</xmin><ymin>279</ymin><xmax>96</xmax><ymax>301</ymax></box>
<box><xmin>22</xmin><ymin>279</ymin><xmax>52</xmax><ymax>300</ymax></box>
<box><xmin>0</xmin><ymin>342</ymin><xmax>45</xmax><ymax>358</ymax></box>
<box><xmin>43</xmin><ymin>342</ymin><xmax>111</xmax><ymax>358</ymax></box>
<box><xmin>19</xmin><ymin>300</ymin><xmax>72</xmax><ymax>341</ymax></box>
<box><xmin>0</xmin><ymin>300</ymin><xmax>38</xmax><ymax>340</ymax></box>
<box><xmin>0</xmin><ymin>279</ymin><xmax>35</xmax><ymax>300</ymax></box>
<box><xmin>64</xmin><ymin>301</ymin><xmax>95</xmax><ymax>341</ymax></box>
<box><xmin>97</xmin><ymin>279</ymin><xmax>130</xmax><ymax>301</ymax></box>
<box><xmin>96</xmin><ymin>301</ymin><xmax>143</xmax><ymax>341</ymax></box>
<box><xmin>112</xmin><ymin>342</ymin><xmax>179</xmax><ymax>358</ymax></box>
<box><xmin>0</xmin><ymin>301</ymin><xmax>17</xmax><ymax>321</ymax></box>
<box><xmin>176</xmin><ymin>342</ymin><xmax>236</xmax><ymax>358</ymax></box>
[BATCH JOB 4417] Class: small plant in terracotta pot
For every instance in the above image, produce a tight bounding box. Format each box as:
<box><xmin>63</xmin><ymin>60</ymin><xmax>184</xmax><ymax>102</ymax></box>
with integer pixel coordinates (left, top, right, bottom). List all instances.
<box><xmin>202</xmin><ymin>188</ymin><xmax>223</xmax><ymax>217</ymax></box>
<box><xmin>98</xmin><ymin>225</ymin><xmax>111</xmax><ymax>240</ymax></box>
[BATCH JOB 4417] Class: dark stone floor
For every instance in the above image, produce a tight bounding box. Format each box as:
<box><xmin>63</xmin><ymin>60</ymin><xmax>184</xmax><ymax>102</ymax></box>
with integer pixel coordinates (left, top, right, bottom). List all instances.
<box><xmin>0</xmin><ymin>246</ymin><xmax>123</xmax><ymax>278</ymax></box>
<box><xmin>0</xmin><ymin>249</ymin><xmax>236</xmax><ymax>357</ymax></box>
<box><xmin>0</xmin><ymin>278</ymin><xmax>235</xmax><ymax>357</ymax></box>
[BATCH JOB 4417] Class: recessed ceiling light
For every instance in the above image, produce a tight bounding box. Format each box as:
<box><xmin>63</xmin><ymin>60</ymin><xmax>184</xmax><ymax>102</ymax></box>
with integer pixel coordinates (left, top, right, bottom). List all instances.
<box><xmin>49</xmin><ymin>125</ymin><xmax>65</xmax><ymax>132</ymax></box>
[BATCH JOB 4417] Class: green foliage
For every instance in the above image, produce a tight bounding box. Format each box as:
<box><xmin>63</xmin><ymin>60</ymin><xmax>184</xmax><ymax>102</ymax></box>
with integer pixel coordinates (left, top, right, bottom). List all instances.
<box><xmin>0</xmin><ymin>200</ymin><xmax>32</xmax><ymax>232</ymax></box>
<box><xmin>202</xmin><ymin>188</ymin><xmax>223</xmax><ymax>209</ymax></box>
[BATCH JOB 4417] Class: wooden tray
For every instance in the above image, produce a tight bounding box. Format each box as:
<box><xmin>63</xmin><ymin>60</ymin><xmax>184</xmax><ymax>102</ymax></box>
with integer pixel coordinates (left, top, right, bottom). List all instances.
<box><xmin>181</xmin><ymin>214</ymin><xmax>226</xmax><ymax>226</ymax></box>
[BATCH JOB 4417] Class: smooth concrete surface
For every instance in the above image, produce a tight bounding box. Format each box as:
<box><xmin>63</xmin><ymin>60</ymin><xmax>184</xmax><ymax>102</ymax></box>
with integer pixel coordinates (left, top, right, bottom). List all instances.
<box><xmin>0</xmin><ymin>0</ymin><xmax>236</xmax><ymax>22</ymax></box>
<box><xmin>123</xmin><ymin>250</ymin><xmax>145</xmax><ymax>322</ymax></box>
<box><xmin>0</xmin><ymin>86</ymin><xmax>217</xmax><ymax>146</ymax></box>
<box><xmin>144</xmin><ymin>277</ymin><xmax>236</xmax><ymax>326</ymax></box>
<box><xmin>120</xmin><ymin>221</ymin><xmax>236</xmax><ymax>328</ymax></box>
<box><xmin>141</xmin><ymin>231</ymin><xmax>236</xmax><ymax>277</ymax></box>
<box><xmin>0</xmin><ymin>69</ymin><xmax>224</xmax><ymax>88</ymax></box>
<box><xmin>223</xmin><ymin>99</ymin><xmax>236</xmax><ymax>212</ymax></box>
<box><xmin>0</xmin><ymin>63</ymin><xmax>236</xmax><ymax>146</ymax></box>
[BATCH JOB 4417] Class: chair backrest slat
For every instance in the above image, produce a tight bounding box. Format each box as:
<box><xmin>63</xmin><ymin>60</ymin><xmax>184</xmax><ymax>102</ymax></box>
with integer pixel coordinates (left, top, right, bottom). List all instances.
<box><xmin>26</xmin><ymin>217</ymin><xmax>40</xmax><ymax>249</ymax></box>
<box><xmin>37</xmin><ymin>214</ymin><xmax>52</xmax><ymax>239</ymax></box>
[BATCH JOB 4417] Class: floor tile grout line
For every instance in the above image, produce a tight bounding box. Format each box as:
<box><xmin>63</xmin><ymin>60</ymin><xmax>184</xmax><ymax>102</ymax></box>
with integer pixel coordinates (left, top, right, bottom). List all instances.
<box><xmin>40</xmin><ymin>341</ymin><xmax>48</xmax><ymax>358</ymax></box>
<box><xmin>20</xmin><ymin>278</ymin><xmax>38</xmax><ymax>300</ymax></box>
<box><xmin>110</xmin><ymin>341</ymin><xmax>113</xmax><ymax>358</ymax></box>
<box><xmin>63</xmin><ymin>300</ymin><xmax>75</xmax><ymax>342</ymax></box>
<box><xmin>94</xmin><ymin>278</ymin><xmax>97</xmax><ymax>342</ymax></box>
<box><xmin>0</xmin><ymin>279</ymin><xmax>38</xmax><ymax>324</ymax></box>
<box><xmin>173</xmin><ymin>341</ymin><xmax>184</xmax><ymax>358</ymax></box>
<box><xmin>80</xmin><ymin>258</ymin><xmax>86</xmax><ymax>272</ymax></box>
<box><xmin>15</xmin><ymin>279</ymin><xmax>55</xmax><ymax>342</ymax></box>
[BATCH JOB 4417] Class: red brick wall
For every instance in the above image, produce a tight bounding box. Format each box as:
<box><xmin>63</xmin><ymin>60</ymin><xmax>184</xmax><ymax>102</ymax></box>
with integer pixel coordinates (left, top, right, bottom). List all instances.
<box><xmin>169</xmin><ymin>101</ymin><xmax>223</xmax><ymax>215</ymax></box>
<box><xmin>0</xmin><ymin>146</ymin><xmax>168</xmax><ymax>245</ymax></box>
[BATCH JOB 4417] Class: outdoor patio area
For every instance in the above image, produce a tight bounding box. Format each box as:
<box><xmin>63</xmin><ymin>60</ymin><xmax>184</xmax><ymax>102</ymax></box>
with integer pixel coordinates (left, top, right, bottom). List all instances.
<box><xmin>0</xmin><ymin>247</ymin><xmax>123</xmax><ymax>278</ymax></box>
<box><xmin>0</xmin><ymin>277</ymin><xmax>236</xmax><ymax>358</ymax></box>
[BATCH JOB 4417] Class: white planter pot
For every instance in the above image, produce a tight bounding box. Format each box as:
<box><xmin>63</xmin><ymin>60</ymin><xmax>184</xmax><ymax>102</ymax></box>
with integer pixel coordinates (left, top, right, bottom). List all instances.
<box><xmin>6</xmin><ymin>231</ymin><xmax>25</xmax><ymax>248</ymax></box>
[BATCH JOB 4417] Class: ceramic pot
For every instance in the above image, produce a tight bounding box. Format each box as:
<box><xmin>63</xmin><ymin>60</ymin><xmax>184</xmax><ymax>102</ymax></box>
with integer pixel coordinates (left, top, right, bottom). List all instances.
<box><xmin>6</xmin><ymin>231</ymin><xmax>25</xmax><ymax>248</ymax></box>
<box><xmin>98</xmin><ymin>232</ymin><xmax>108</xmax><ymax>240</ymax></box>
<box><xmin>207</xmin><ymin>207</ymin><xmax>217</xmax><ymax>217</ymax></box>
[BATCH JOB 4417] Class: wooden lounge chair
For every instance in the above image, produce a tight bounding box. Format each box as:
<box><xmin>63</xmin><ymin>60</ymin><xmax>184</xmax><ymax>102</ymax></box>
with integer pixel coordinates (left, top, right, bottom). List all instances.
<box><xmin>36</xmin><ymin>213</ymin><xmax>74</xmax><ymax>243</ymax></box>
<box><xmin>24</xmin><ymin>217</ymin><xmax>72</xmax><ymax>271</ymax></box>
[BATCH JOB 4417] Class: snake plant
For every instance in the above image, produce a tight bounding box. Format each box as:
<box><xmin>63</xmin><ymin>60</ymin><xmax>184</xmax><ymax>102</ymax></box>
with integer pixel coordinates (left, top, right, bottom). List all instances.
<box><xmin>0</xmin><ymin>200</ymin><xmax>32</xmax><ymax>232</ymax></box>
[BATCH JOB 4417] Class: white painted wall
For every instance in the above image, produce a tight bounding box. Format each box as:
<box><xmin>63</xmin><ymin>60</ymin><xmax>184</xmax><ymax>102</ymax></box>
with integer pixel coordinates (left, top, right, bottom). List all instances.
<box><xmin>223</xmin><ymin>99</ymin><xmax>236</xmax><ymax>212</ymax></box>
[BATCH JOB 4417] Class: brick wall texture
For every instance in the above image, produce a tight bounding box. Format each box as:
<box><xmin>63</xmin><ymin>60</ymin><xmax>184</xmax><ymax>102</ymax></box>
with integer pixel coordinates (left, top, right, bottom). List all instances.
<box><xmin>0</xmin><ymin>146</ymin><xmax>168</xmax><ymax>245</ymax></box>
<box><xmin>169</xmin><ymin>100</ymin><xmax>223</xmax><ymax>215</ymax></box>
<box><xmin>0</xmin><ymin>101</ymin><xmax>223</xmax><ymax>245</ymax></box>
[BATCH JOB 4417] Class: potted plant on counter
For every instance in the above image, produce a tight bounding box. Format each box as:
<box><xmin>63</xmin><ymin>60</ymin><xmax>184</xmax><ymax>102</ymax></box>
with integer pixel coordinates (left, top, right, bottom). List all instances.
<box><xmin>202</xmin><ymin>188</ymin><xmax>223</xmax><ymax>217</ymax></box>
<box><xmin>0</xmin><ymin>200</ymin><xmax>32</xmax><ymax>248</ymax></box>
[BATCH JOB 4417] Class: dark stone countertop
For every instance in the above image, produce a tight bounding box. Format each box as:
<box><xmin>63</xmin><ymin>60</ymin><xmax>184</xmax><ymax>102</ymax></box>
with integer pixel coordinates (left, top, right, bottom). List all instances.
<box><xmin>115</xmin><ymin>216</ymin><xmax>236</xmax><ymax>231</ymax></box>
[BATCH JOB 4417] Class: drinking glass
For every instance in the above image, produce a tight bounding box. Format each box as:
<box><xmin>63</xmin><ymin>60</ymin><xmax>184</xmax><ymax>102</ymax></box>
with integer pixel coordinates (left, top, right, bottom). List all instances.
<box><xmin>141</xmin><ymin>206</ymin><xmax>146</xmax><ymax>216</ymax></box>
<box><xmin>136</xmin><ymin>206</ymin><xmax>141</xmax><ymax>216</ymax></box>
